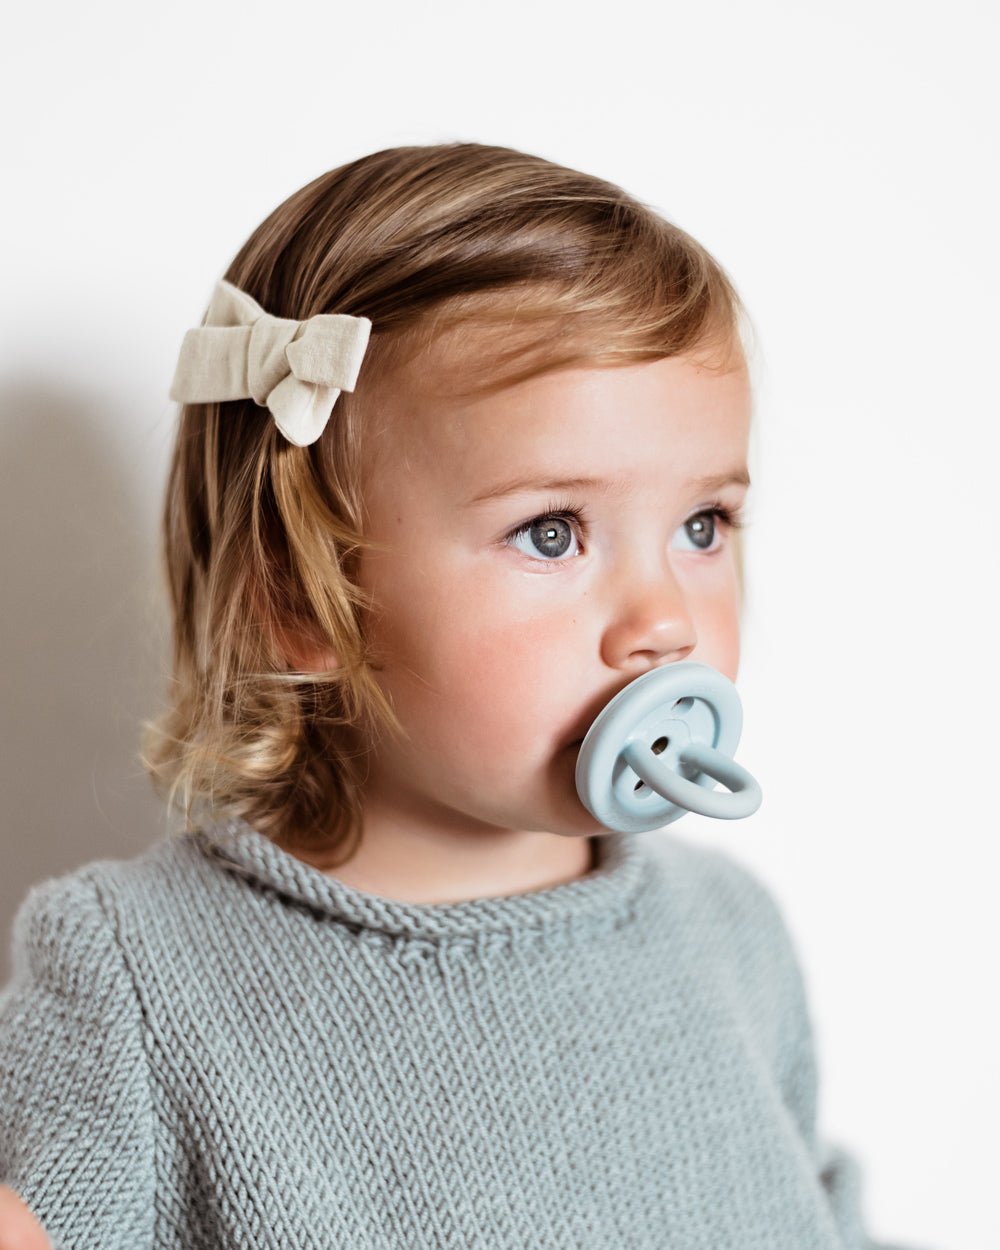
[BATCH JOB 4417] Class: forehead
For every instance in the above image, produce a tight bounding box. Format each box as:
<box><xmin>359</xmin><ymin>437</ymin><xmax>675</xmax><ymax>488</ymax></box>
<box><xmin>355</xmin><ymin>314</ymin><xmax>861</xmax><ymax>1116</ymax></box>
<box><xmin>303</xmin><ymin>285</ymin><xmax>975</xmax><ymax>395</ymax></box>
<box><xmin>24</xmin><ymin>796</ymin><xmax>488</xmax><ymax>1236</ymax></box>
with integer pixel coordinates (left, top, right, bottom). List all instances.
<box><xmin>364</xmin><ymin>351</ymin><xmax>751</xmax><ymax>502</ymax></box>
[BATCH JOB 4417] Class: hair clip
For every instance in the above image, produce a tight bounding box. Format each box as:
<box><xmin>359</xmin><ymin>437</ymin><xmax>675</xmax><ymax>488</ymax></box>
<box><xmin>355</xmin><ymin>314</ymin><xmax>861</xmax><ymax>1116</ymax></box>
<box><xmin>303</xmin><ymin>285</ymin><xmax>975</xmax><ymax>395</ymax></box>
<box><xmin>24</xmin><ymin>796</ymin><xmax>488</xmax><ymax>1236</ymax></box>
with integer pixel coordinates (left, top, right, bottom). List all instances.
<box><xmin>169</xmin><ymin>280</ymin><xmax>372</xmax><ymax>447</ymax></box>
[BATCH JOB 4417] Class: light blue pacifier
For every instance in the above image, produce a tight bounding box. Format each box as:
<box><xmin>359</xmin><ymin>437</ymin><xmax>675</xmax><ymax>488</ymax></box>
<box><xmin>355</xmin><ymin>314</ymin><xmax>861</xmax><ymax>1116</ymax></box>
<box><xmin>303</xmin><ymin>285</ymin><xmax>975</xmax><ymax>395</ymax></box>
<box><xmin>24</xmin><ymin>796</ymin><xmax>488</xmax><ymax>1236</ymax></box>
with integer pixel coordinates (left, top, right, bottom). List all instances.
<box><xmin>575</xmin><ymin>661</ymin><xmax>762</xmax><ymax>833</ymax></box>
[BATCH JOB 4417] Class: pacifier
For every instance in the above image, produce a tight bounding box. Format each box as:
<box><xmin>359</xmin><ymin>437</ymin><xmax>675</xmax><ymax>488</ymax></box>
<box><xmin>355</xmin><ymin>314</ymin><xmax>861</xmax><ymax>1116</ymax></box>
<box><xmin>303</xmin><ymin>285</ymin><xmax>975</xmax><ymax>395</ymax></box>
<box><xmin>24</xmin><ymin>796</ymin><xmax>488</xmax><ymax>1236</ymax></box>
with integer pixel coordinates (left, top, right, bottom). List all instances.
<box><xmin>575</xmin><ymin>661</ymin><xmax>762</xmax><ymax>833</ymax></box>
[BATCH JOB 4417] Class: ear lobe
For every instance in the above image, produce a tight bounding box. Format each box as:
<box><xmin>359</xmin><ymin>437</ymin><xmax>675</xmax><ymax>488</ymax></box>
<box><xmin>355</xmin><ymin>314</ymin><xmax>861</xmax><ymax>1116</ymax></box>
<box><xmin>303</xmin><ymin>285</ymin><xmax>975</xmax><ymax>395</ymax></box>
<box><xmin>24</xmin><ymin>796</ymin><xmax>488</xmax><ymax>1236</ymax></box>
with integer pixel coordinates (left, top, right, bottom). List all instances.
<box><xmin>271</xmin><ymin>621</ymin><xmax>340</xmax><ymax>674</ymax></box>
<box><xmin>248</xmin><ymin>574</ymin><xmax>341</xmax><ymax>673</ymax></box>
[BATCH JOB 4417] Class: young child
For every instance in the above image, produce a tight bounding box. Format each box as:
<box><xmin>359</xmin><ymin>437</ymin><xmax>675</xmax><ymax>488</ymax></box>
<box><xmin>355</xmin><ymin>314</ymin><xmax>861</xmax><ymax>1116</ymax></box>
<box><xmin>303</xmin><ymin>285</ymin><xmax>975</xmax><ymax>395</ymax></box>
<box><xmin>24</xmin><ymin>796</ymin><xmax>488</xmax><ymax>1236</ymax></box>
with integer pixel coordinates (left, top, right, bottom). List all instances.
<box><xmin>0</xmin><ymin>143</ymin><xmax>909</xmax><ymax>1249</ymax></box>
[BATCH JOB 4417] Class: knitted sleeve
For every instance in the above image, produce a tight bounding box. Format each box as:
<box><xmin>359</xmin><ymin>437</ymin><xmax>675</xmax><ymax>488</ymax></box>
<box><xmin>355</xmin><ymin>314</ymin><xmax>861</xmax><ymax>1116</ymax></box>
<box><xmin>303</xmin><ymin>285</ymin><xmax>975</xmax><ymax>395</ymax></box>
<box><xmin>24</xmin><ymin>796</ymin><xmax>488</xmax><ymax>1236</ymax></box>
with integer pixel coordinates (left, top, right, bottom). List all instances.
<box><xmin>0</xmin><ymin>869</ymin><xmax>156</xmax><ymax>1250</ymax></box>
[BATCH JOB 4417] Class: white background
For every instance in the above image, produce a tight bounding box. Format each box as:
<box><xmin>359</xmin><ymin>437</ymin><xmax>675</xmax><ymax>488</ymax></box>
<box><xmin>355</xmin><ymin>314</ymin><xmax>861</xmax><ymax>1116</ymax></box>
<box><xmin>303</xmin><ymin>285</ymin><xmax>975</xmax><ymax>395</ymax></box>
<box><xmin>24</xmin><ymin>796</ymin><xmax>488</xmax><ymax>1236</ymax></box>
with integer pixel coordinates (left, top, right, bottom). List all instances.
<box><xmin>1</xmin><ymin>1</ymin><xmax>997</xmax><ymax>1246</ymax></box>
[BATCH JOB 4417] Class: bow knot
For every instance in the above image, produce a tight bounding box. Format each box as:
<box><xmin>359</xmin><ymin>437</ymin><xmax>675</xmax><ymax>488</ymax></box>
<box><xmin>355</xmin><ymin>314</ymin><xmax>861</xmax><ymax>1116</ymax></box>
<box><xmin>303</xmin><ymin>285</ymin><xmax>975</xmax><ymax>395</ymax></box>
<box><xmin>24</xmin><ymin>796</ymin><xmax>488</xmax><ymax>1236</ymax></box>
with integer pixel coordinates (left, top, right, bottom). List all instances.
<box><xmin>169</xmin><ymin>280</ymin><xmax>372</xmax><ymax>446</ymax></box>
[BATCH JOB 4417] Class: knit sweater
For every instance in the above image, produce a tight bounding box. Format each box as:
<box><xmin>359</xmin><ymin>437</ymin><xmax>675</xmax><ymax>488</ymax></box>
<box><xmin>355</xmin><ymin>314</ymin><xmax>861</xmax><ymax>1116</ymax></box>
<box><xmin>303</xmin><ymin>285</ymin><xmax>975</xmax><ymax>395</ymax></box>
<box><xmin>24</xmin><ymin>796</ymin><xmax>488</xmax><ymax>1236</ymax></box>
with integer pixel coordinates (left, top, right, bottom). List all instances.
<box><xmin>0</xmin><ymin>821</ymin><xmax>892</xmax><ymax>1249</ymax></box>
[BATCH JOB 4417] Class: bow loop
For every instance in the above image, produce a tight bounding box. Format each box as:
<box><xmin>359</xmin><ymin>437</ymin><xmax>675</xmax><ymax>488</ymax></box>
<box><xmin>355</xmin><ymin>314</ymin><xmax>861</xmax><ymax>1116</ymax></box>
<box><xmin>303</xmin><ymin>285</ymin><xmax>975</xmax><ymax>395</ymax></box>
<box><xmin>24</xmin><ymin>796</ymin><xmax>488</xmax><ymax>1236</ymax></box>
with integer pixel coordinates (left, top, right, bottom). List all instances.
<box><xmin>169</xmin><ymin>280</ymin><xmax>372</xmax><ymax>446</ymax></box>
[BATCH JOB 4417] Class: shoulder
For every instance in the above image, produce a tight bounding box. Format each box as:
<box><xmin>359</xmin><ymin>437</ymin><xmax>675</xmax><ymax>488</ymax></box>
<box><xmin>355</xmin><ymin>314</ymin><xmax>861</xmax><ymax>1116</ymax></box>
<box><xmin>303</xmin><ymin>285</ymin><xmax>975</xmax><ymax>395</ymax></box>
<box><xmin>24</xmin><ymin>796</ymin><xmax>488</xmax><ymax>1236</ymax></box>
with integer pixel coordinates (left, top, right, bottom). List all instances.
<box><xmin>9</xmin><ymin>864</ymin><xmax>126</xmax><ymax>1004</ymax></box>
<box><xmin>6</xmin><ymin>835</ymin><xmax>212</xmax><ymax>1000</ymax></box>
<box><xmin>643</xmin><ymin>831</ymin><xmax>794</xmax><ymax>946</ymax></box>
<box><xmin>639</xmin><ymin>834</ymin><xmax>819</xmax><ymax>1129</ymax></box>
<box><xmin>2</xmin><ymin>865</ymin><xmax>161</xmax><ymax>1243</ymax></box>
<box><xmin>640</xmin><ymin>832</ymin><xmax>810</xmax><ymax>1023</ymax></box>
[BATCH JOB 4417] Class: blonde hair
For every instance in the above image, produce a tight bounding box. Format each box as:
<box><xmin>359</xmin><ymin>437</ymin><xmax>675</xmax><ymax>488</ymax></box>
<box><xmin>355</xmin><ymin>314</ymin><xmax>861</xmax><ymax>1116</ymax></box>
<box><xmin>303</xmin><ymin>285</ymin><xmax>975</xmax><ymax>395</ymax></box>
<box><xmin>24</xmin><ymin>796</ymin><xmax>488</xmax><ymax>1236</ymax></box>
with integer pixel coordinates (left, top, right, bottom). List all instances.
<box><xmin>146</xmin><ymin>142</ymin><xmax>745</xmax><ymax>859</ymax></box>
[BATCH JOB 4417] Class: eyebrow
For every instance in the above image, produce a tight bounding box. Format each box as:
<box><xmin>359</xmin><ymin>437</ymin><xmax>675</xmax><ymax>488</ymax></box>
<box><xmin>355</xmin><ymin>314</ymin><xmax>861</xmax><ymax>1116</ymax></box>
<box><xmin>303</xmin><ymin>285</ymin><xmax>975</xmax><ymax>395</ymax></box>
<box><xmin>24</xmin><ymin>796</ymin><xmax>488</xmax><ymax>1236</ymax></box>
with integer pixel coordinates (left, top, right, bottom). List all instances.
<box><xmin>465</xmin><ymin>468</ymin><xmax>751</xmax><ymax>505</ymax></box>
<box><xmin>689</xmin><ymin>469</ymin><xmax>752</xmax><ymax>493</ymax></box>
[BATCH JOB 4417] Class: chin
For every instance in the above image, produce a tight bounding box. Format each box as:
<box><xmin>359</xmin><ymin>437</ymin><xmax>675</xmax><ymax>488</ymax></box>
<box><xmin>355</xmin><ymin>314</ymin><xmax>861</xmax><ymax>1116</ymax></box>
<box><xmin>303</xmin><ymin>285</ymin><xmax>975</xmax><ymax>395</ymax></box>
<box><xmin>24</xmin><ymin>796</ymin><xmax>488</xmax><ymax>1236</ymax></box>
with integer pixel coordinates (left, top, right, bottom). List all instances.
<box><xmin>533</xmin><ymin>784</ymin><xmax>614</xmax><ymax>841</ymax></box>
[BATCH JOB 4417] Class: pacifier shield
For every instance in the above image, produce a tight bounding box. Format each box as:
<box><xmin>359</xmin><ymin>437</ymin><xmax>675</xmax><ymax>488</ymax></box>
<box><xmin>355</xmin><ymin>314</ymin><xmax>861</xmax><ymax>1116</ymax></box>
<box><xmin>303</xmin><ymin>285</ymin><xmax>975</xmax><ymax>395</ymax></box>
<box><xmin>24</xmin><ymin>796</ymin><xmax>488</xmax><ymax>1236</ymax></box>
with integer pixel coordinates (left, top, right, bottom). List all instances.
<box><xmin>575</xmin><ymin>661</ymin><xmax>762</xmax><ymax>834</ymax></box>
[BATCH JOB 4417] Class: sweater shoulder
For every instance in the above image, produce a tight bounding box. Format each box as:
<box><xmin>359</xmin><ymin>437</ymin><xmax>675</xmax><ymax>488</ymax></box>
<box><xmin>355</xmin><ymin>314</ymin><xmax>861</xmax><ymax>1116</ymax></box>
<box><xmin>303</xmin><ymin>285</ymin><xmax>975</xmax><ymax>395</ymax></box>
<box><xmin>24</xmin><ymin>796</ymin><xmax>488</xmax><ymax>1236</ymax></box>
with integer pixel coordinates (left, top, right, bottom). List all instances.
<box><xmin>645</xmin><ymin>831</ymin><xmax>794</xmax><ymax>941</ymax></box>
<box><xmin>2</xmin><ymin>862</ymin><xmax>160</xmax><ymax>1245</ymax></box>
<box><xmin>641</xmin><ymin>832</ymin><xmax>810</xmax><ymax>1026</ymax></box>
<box><xmin>6</xmin><ymin>836</ymin><xmax>206</xmax><ymax>996</ymax></box>
<box><xmin>8</xmin><ymin>862</ymin><xmax>124</xmax><ymax>1001</ymax></box>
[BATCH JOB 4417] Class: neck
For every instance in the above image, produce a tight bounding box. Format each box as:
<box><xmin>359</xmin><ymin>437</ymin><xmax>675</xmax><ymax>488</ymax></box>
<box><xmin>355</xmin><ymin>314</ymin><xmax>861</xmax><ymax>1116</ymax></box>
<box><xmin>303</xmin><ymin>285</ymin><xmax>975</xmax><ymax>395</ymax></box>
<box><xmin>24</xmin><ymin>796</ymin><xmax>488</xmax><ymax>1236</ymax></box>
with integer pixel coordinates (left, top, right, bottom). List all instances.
<box><xmin>295</xmin><ymin>807</ymin><xmax>596</xmax><ymax>904</ymax></box>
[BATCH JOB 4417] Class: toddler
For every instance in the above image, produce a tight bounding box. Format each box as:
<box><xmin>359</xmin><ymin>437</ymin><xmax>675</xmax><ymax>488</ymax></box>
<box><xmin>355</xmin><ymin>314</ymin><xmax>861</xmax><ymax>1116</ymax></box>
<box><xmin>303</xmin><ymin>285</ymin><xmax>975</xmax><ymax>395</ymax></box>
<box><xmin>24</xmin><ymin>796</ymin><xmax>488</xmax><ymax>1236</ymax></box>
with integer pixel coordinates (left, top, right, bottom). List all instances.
<box><xmin>0</xmin><ymin>143</ymin><xmax>910</xmax><ymax>1249</ymax></box>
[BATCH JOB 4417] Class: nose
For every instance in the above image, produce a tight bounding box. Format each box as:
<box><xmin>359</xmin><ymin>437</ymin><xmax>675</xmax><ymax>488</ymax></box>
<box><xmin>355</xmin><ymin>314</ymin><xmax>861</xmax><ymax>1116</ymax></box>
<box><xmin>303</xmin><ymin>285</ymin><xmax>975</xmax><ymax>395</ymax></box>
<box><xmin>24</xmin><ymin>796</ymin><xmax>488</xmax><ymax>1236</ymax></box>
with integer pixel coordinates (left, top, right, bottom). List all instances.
<box><xmin>600</xmin><ymin>560</ymin><xmax>697</xmax><ymax>673</ymax></box>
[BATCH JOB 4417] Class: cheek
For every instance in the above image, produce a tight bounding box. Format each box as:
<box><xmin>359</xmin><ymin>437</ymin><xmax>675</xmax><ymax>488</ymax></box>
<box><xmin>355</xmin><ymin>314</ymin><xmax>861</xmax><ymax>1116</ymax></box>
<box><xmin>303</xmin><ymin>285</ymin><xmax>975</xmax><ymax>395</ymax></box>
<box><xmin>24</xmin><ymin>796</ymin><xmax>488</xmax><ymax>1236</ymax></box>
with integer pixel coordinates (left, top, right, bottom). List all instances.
<box><xmin>427</xmin><ymin>614</ymin><xmax>576</xmax><ymax>720</ymax></box>
<box><xmin>693</xmin><ymin>575</ymin><xmax>742</xmax><ymax>682</ymax></box>
<box><xmin>369</xmin><ymin>575</ymin><xmax>580</xmax><ymax>745</ymax></box>
<box><xmin>713</xmin><ymin>626</ymin><xmax>741</xmax><ymax>683</ymax></box>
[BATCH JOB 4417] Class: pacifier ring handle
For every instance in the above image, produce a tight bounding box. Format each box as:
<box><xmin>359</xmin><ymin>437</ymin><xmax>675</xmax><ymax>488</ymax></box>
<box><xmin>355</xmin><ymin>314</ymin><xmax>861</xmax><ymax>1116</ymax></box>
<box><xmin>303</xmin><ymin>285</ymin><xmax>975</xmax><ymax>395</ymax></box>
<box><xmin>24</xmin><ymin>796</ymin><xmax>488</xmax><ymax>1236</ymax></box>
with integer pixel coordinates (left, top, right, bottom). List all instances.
<box><xmin>575</xmin><ymin>661</ymin><xmax>762</xmax><ymax>834</ymax></box>
<box><xmin>623</xmin><ymin>740</ymin><xmax>762</xmax><ymax>820</ymax></box>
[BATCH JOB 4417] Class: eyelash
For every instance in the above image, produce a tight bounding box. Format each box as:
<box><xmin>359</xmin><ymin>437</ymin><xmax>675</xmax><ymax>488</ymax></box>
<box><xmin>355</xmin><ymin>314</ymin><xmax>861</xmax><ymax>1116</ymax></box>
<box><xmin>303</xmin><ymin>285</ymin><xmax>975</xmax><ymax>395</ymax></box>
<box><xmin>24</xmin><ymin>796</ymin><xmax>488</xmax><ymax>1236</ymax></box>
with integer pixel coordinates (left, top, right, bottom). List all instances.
<box><xmin>503</xmin><ymin>502</ymin><xmax>589</xmax><ymax>554</ymax></box>
<box><xmin>503</xmin><ymin>501</ymin><xmax>745</xmax><ymax>557</ymax></box>
<box><xmin>700</xmin><ymin>503</ymin><xmax>746</xmax><ymax>536</ymax></box>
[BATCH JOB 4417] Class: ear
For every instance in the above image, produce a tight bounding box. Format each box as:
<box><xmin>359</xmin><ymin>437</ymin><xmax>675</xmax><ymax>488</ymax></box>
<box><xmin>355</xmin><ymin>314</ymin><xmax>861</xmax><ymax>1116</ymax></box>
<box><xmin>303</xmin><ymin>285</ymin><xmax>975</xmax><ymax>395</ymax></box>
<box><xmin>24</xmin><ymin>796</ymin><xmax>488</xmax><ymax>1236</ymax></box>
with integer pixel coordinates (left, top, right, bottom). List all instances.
<box><xmin>270</xmin><ymin>620</ymin><xmax>341</xmax><ymax>674</ymax></box>
<box><xmin>248</xmin><ymin>573</ymin><xmax>342</xmax><ymax>674</ymax></box>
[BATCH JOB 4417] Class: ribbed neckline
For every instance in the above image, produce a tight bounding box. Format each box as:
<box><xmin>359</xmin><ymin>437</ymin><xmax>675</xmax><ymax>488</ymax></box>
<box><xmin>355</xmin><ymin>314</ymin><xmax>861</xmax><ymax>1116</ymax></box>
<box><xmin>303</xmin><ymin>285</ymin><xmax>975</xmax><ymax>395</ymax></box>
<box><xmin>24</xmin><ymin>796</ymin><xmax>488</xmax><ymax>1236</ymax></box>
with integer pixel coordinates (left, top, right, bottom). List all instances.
<box><xmin>193</xmin><ymin>817</ymin><xmax>651</xmax><ymax>941</ymax></box>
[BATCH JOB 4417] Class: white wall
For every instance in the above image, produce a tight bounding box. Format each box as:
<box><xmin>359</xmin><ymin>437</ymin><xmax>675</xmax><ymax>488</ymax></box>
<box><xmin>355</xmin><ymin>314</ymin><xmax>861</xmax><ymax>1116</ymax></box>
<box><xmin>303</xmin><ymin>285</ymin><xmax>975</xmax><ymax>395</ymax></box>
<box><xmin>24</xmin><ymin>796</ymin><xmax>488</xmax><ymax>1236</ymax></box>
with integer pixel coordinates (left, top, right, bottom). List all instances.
<box><xmin>2</xmin><ymin>1</ymin><xmax>996</xmax><ymax>1246</ymax></box>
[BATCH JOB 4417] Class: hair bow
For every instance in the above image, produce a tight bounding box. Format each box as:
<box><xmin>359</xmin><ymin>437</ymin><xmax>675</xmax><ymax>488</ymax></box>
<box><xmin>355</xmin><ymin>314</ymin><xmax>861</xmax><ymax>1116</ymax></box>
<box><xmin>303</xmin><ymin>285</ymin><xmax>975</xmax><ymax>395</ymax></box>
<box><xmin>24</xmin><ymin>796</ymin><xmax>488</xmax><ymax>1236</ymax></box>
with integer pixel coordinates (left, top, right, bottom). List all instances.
<box><xmin>169</xmin><ymin>280</ymin><xmax>372</xmax><ymax>447</ymax></box>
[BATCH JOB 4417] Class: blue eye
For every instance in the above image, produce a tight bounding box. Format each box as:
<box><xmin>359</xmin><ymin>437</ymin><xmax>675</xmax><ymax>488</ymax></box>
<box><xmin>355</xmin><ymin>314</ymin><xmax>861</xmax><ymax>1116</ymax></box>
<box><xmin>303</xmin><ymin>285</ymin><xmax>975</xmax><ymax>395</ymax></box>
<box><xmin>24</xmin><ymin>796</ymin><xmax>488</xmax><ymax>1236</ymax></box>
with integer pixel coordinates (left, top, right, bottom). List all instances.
<box><xmin>672</xmin><ymin>511</ymin><xmax>720</xmax><ymax>552</ymax></box>
<box><xmin>508</xmin><ymin>514</ymin><xmax>581</xmax><ymax>561</ymax></box>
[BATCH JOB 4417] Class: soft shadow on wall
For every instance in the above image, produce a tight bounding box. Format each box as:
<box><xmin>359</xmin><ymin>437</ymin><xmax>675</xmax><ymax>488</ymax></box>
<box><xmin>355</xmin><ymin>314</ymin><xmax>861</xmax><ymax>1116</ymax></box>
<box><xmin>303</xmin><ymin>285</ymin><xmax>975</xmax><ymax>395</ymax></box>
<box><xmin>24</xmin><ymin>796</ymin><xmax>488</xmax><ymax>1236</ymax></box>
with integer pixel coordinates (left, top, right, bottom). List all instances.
<box><xmin>0</xmin><ymin>383</ymin><xmax>169</xmax><ymax>982</ymax></box>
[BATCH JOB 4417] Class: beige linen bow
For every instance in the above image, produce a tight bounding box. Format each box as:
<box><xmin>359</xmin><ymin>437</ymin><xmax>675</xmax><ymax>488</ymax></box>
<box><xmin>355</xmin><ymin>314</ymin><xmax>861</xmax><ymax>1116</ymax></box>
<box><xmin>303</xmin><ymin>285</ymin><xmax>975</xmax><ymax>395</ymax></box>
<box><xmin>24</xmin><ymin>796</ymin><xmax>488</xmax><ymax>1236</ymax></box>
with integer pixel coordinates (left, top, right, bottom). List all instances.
<box><xmin>169</xmin><ymin>280</ymin><xmax>372</xmax><ymax>446</ymax></box>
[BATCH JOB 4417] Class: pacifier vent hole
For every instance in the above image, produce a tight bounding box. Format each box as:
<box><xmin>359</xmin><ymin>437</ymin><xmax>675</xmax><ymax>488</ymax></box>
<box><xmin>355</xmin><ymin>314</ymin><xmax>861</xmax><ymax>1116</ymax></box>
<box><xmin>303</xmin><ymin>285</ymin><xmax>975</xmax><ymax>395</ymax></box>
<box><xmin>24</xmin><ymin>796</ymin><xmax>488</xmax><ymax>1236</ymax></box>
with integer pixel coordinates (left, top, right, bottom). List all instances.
<box><xmin>672</xmin><ymin>698</ymin><xmax>694</xmax><ymax>714</ymax></box>
<box><xmin>651</xmin><ymin>737</ymin><xmax>670</xmax><ymax>755</ymax></box>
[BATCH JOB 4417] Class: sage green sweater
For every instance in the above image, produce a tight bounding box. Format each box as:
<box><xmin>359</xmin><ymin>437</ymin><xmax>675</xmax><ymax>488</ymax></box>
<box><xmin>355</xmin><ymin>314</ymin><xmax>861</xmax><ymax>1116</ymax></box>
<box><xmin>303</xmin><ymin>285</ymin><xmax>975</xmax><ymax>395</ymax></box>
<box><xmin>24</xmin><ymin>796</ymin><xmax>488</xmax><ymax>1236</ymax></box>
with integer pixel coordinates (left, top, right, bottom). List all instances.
<box><xmin>0</xmin><ymin>821</ymin><xmax>901</xmax><ymax>1248</ymax></box>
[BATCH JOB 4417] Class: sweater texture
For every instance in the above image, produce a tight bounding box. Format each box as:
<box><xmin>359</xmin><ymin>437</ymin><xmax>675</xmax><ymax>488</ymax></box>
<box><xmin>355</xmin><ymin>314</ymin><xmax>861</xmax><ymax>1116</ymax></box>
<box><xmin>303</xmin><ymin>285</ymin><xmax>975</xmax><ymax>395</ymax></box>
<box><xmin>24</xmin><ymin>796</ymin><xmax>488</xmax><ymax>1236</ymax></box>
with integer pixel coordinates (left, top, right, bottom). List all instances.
<box><xmin>1</xmin><ymin>821</ymin><xmax>892</xmax><ymax>1249</ymax></box>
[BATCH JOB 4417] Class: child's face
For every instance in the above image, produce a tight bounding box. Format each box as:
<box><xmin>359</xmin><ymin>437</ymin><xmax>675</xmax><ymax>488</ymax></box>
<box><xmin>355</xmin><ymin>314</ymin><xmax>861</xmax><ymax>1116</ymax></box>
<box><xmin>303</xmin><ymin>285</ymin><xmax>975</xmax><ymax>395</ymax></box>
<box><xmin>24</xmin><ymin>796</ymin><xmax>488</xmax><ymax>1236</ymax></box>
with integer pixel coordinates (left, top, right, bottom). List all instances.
<box><xmin>357</xmin><ymin>348</ymin><xmax>751</xmax><ymax>842</ymax></box>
